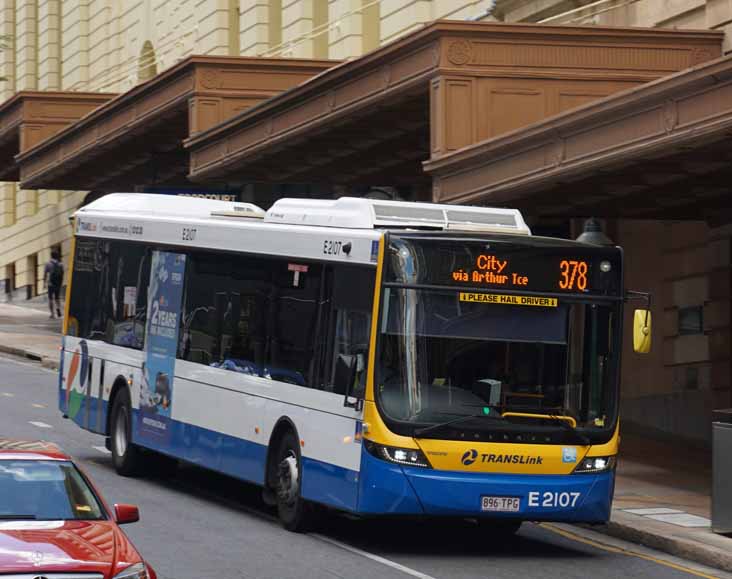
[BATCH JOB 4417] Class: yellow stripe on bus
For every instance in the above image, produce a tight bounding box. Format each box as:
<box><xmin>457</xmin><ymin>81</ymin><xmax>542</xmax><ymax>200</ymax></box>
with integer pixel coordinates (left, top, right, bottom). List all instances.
<box><xmin>365</xmin><ymin>235</ymin><xmax>385</xmax><ymax>403</ymax></box>
<box><xmin>62</xmin><ymin>230</ymin><xmax>77</xmax><ymax>335</ymax></box>
<box><xmin>459</xmin><ymin>292</ymin><xmax>558</xmax><ymax>308</ymax></box>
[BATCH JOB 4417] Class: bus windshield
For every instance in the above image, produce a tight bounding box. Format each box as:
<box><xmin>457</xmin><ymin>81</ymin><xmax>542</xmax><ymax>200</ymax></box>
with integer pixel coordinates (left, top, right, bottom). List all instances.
<box><xmin>376</xmin><ymin>236</ymin><xmax>622</xmax><ymax>443</ymax></box>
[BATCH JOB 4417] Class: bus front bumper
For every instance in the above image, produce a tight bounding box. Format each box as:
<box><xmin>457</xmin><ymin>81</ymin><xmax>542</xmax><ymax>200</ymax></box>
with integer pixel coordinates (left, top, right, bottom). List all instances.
<box><xmin>358</xmin><ymin>450</ymin><xmax>614</xmax><ymax>523</ymax></box>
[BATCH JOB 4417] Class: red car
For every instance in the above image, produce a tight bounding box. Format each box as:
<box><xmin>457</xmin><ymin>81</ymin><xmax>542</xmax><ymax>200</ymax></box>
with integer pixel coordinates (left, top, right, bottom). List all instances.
<box><xmin>0</xmin><ymin>439</ymin><xmax>156</xmax><ymax>578</ymax></box>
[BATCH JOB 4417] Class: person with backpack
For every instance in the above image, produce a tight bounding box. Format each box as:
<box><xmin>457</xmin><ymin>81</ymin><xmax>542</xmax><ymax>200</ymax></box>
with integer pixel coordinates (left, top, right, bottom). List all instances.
<box><xmin>44</xmin><ymin>249</ymin><xmax>64</xmax><ymax>319</ymax></box>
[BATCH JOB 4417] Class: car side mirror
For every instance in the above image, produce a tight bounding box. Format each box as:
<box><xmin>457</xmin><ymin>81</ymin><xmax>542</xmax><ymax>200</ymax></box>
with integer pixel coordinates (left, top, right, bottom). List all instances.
<box><xmin>336</xmin><ymin>354</ymin><xmax>361</xmax><ymax>410</ymax></box>
<box><xmin>114</xmin><ymin>503</ymin><xmax>140</xmax><ymax>525</ymax></box>
<box><xmin>633</xmin><ymin>309</ymin><xmax>652</xmax><ymax>354</ymax></box>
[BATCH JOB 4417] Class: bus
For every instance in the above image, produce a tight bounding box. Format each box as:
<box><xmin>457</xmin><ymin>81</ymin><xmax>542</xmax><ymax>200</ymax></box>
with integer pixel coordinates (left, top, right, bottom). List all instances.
<box><xmin>60</xmin><ymin>193</ymin><xmax>651</xmax><ymax>532</ymax></box>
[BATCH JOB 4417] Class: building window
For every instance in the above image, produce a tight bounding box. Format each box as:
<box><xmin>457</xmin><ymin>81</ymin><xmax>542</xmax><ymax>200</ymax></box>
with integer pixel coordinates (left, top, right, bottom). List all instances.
<box><xmin>138</xmin><ymin>41</ymin><xmax>158</xmax><ymax>82</ymax></box>
<box><xmin>678</xmin><ymin>306</ymin><xmax>703</xmax><ymax>336</ymax></box>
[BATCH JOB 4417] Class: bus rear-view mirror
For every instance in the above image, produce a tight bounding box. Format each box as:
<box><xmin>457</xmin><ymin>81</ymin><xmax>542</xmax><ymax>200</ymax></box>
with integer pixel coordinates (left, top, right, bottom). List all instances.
<box><xmin>633</xmin><ymin>309</ymin><xmax>652</xmax><ymax>354</ymax></box>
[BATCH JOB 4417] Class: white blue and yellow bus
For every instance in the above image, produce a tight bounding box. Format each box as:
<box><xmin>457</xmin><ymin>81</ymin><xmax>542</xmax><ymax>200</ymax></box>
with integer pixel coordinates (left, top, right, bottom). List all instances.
<box><xmin>59</xmin><ymin>194</ymin><xmax>650</xmax><ymax>532</ymax></box>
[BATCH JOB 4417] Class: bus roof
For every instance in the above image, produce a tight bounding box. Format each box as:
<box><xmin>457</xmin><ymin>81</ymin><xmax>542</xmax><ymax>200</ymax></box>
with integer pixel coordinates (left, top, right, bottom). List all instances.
<box><xmin>73</xmin><ymin>194</ymin><xmax>531</xmax><ymax>266</ymax></box>
<box><xmin>77</xmin><ymin>194</ymin><xmax>530</xmax><ymax>234</ymax></box>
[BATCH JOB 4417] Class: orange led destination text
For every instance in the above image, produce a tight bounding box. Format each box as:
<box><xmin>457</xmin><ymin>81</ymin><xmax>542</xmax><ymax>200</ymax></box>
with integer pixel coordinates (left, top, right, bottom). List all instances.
<box><xmin>451</xmin><ymin>254</ymin><xmax>528</xmax><ymax>287</ymax></box>
<box><xmin>559</xmin><ymin>260</ymin><xmax>588</xmax><ymax>291</ymax></box>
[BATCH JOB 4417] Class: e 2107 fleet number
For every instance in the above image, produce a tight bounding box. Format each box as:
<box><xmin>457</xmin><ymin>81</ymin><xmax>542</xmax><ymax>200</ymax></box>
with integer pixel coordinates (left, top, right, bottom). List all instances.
<box><xmin>323</xmin><ymin>240</ymin><xmax>342</xmax><ymax>255</ymax></box>
<box><xmin>528</xmin><ymin>491</ymin><xmax>581</xmax><ymax>508</ymax></box>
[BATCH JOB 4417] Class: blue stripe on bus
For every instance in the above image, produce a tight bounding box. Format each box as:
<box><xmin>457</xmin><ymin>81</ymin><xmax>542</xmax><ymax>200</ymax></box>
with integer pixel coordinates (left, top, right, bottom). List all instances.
<box><xmin>66</xmin><ymin>396</ymin><xmax>611</xmax><ymax>521</ymax></box>
<box><xmin>63</xmin><ymin>396</ymin><xmax>362</xmax><ymax>512</ymax></box>
<box><xmin>129</xmin><ymin>410</ymin><xmax>359</xmax><ymax>511</ymax></box>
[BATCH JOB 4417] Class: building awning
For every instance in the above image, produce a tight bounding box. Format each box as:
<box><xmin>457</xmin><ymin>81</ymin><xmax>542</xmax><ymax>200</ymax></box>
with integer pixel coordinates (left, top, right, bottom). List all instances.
<box><xmin>424</xmin><ymin>54</ymin><xmax>732</xmax><ymax>224</ymax></box>
<box><xmin>184</xmin><ymin>20</ymin><xmax>722</xmax><ymax>193</ymax></box>
<box><xmin>0</xmin><ymin>91</ymin><xmax>113</xmax><ymax>181</ymax></box>
<box><xmin>16</xmin><ymin>56</ymin><xmax>335</xmax><ymax>191</ymax></box>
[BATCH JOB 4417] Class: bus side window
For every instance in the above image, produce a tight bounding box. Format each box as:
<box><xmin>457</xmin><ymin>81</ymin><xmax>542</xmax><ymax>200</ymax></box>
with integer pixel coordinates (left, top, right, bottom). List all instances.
<box><xmin>68</xmin><ymin>239</ymin><xmax>104</xmax><ymax>340</ymax></box>
<box><xmin>106</xmin><ymin>243</ymin><xmax>149</xmax><ymax>350</ymax></box>
<box><xmin>327</xmin><ymin>266</ymin><xmax>375</xmax><ymax>396</ymax></box>
<box><xmin>68</xmin><ymin>239</ymin><xmax>148</xmax><ymax>350</ymax></box>
<box><xmin>269</xmin><ymin>261</ymin><xmax>323</xmax><ymax>387</ymax></box>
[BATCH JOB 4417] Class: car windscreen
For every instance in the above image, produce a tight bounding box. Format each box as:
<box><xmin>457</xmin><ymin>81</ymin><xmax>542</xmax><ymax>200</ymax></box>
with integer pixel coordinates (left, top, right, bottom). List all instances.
<box><xmin>0</xmin><ymin>460</ymin><xmax>105</xmax><ymax>521</ymax></box>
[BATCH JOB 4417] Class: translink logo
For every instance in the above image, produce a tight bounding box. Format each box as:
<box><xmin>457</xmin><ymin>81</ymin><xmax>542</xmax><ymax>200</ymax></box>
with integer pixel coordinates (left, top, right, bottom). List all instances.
<box><xmin>461</xmin><ymin>449</ymin><xmax>478</xmax><ymax>465</ymax></box>
<box><xmin>461</xmin><ymin>449</ymin><xmax>543</xmax><ymax>466</ymax></box>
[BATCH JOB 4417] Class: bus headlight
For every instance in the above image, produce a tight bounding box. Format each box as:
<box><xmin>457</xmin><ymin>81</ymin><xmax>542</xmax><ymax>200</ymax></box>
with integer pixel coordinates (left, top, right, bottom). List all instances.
<box><xmin>573</xmin><ymin>455</ymin><xmax>616</xmax><ymax>474</ymax></box>
<box><xmin>364</xmin><ymin>440</ymin><xmax>432</xmax><ymax>468</ymax></box>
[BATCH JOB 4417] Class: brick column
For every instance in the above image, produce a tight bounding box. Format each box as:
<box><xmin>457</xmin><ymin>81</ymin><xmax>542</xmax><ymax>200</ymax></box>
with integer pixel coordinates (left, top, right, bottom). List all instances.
<box><xmin>37</xmin><ymin>247</ymin><xmax>50</xmax><ymax>295</ymax></box>
<box><xmin>282</xmin><ymin>0</ymin><xmax>328</xmax><ymax>58</ymax></box>
<box><xmin>379</xmin><ymin>0</ymin><xmax>430</xmax><ymax>45</ymax></box>
<box><xmin>240</xmin><ymin>0</ymin><xmax>270</xmax><ymax>55</ymax></box>
<box><xmin>15</xmin><ymin>0</ymin><xmax>37</xmax><ymax>90</ymax></box>
<box><xmin>0</xmin><ymin>182</ymin><xmax>15</xmax><ymax>227</ymax></box>
<box><xmin>708</xmin><ymin>224</ymin><xmax>732</xmax><ymax>408</ymax></box>
<box><xmin>38</xmin><ymin>0</ymin><xmax>61</xmax><ymax>90</ymax></box>
<box><xmin>327</xmin><ymin>0</ymin><xmax>362</xmax><ymax>59</ymax></box>
<box><xmin>15</xmin><ymin>187</ymin><xmax>37</xmax><ymax>220</ymax></box>
<box><xmin>62</xmin><ymin>0</ymin><xmax>89</xmax><ymax>89</ymax></box>
<box><xmin>13</xmin><ymin>255</ymin><xmax>35</xmax><ymax>299</ymax></box>
<box><xmin>0</xmin><ymin>0</ymin><xmax>16</xmax><ymax>101</ymax></box>
<box><xmin>195</xmin><ymin>0</ymin><xmax>230</xmax><ymax>55</ymax></box>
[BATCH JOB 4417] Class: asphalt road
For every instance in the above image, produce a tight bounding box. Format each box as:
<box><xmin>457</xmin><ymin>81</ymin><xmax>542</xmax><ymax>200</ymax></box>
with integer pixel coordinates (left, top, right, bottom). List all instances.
<box><xmin>0</xmin><ymin>353</ymin><xmax>728</xmax><ymax>579</ymax></box>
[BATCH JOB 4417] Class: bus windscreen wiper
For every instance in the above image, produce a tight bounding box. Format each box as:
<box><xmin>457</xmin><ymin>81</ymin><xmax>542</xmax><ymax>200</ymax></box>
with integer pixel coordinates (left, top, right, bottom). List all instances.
<box><xmin>0</xmin><ymin>514</ymin><xmax>37</xmax><ymax>520</ymax></box>
<box><xmin>414</xmin><ymin>412</ymin><xmax>503</xmax><ymax>438</ymax></box>
<box><xmin>546</xmin><ymin>415</ymin><xmax>591</xmax><ymax>445</ymax></box>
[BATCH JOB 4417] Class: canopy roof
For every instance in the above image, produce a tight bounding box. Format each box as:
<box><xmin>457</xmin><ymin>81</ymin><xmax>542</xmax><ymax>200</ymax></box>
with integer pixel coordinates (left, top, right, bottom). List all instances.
<box><xmin>16</xmin><ymin>56</ymin><xmax>336</xmax><ymax>191</ymax></box>
<box><xmin>184</xmin><ymin>20</ymin><xmax>722</xmax><ymax>194</ymax></box>
<box><xmin>0</xmin><ymin>91</ymin><xmax>113</xmax><ymax>181</ymax></box>
<box><xmin>425</xmin><ymin>53</ymin><xmax>732</xmax><ymax>225</ymax></box>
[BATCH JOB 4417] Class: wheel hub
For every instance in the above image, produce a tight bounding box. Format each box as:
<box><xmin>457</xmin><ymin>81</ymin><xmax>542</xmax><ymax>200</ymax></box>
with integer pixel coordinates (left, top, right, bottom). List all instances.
<box><xmin>277</xmin><ymin>453</ymin><xmax>299</xmax><ymax>505</ymax></box>
<box><xmin>114</xmin><ymin>407</ymin><xmax>128</xmax><ymax>456</ymax></box>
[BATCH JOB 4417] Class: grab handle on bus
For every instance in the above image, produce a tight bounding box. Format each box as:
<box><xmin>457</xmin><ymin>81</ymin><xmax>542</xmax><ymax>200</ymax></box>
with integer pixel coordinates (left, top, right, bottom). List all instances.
<box><xmin>336</xmin><ymin>354</ymin><xmax>363</xmax><ymax>411</ymax></box>
<box><xmin>501</xmin><ymin>412</ymin><xmax>577</xmax><ymax>428</ymax></box>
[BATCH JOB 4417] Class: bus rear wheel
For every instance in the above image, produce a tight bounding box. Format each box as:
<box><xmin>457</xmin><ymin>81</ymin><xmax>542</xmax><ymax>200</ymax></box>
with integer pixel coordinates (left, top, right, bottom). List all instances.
<box><xmin>110</xmin><ymin>389</ymin><xmax>143</xmax><ymax>476</ymax></box>
<box><xmin>274</xmin><ymin>431</ymin><xmax>316</xmax><ymax>532</ymax></box>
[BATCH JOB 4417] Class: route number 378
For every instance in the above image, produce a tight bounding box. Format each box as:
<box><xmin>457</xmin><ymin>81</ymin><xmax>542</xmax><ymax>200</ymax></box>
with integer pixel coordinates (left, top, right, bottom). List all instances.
<box><xmin>528</xmin><ymin>491</ymin><xmax>581</xmax><ymax>508</ymax></box>
<box><xmin>559</xmin><ymin>260</ymin><xmax>588</xmax><ymax>291</ymax></box>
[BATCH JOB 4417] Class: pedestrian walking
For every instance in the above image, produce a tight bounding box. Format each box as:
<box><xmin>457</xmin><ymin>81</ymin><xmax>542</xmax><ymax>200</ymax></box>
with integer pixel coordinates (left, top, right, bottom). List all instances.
<box><xmin>44</xmin><ymin>250</ymin><xmax>64</xmax><ymax>319</ymax></box>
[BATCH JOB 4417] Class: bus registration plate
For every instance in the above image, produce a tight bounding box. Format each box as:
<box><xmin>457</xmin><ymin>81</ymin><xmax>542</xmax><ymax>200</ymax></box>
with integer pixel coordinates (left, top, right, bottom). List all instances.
<box><xmin>481</xmin><ymin>496</ymin><xmax>520</xmax><ymax>512</ymax></box>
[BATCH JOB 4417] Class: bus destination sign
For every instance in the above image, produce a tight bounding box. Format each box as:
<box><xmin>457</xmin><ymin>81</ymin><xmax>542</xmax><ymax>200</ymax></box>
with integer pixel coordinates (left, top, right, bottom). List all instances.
<box><xmin>450</xmin><ymin>254</ymin><xmax>589</xmax><ymax>293</ymax></box>
<box><xmin>386</xmin><ymin>236</ymin><xmax>622</xmax><ymax>297</ymax></box>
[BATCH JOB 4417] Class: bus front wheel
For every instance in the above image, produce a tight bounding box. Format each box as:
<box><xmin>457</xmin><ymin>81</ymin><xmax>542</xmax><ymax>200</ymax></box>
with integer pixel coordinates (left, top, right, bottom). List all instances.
<box><xmin>274</xmin><ymin>431</ymin><xmax>316</xmax><ymax>532</ymax></box>
<box><xmin>110</xmin><ymin>389</ymin><xmax>143</xmax><ymax>476</ymax></box>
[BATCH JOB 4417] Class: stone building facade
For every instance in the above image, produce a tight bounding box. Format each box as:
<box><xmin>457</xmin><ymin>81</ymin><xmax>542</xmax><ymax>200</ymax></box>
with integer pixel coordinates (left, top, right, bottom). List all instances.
<box><xmin>0</xmin><ymin>0</ymin><xmax>498</xmax><ymax>299</ymax></box>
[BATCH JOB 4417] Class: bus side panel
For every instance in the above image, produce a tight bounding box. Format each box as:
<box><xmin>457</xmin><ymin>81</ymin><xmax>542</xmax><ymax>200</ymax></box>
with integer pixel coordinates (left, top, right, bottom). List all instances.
<box><xmin>163</xmin><ymin>361</ymin><xmax>362</xmax><ymax>511</ymax></box>
<box><xmin>60</xmin><ymin>336</ymin><xmax>143</xmax><ymax>435</ymax></box>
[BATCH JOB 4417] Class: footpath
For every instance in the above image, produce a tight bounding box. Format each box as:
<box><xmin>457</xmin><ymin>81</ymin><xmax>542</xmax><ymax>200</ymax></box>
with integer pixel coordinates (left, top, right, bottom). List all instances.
<box><xmin>1</xmin><ymin>299</ymin><xmax>730</xmax><ymax>572</ymax></box>
<box><xmin>0</xmin><ymin>298</ymin><xmax>63</xmax><ymax>369</ymax></box>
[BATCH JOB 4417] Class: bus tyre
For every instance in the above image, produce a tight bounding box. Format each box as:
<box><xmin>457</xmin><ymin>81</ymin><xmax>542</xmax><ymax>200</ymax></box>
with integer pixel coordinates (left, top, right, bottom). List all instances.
<box><xmin>110</xmin><ymin>389</ymin><xmax>143</xmax><ymax>477</ymax></box>
<box><xmin>274</xmin><ymin>431</ymin><xmax>316</xmax><ymax>532</ymax></box>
